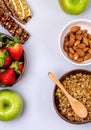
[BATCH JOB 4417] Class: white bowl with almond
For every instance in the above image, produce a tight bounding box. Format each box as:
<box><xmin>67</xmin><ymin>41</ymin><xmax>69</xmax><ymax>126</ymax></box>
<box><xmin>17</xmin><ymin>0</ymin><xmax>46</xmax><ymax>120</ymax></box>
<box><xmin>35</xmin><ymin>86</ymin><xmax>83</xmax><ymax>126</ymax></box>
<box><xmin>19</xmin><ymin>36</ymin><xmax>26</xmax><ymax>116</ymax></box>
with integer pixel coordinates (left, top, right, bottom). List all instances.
<box><xmin>59</xmin><ymin>19</ymin><xmax>91</xmax><ymax>66</ymax></box>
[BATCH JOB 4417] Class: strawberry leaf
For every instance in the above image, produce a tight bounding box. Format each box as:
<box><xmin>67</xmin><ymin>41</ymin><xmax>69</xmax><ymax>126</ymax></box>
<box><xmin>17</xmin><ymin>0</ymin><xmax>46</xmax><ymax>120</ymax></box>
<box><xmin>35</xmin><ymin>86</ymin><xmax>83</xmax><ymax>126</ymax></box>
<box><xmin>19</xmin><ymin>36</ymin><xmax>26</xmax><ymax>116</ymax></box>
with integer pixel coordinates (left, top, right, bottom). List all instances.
<box><xmin>0</xmin><ymin>58</ymin><xmax>4</xmax><ymax>67</ymax></box>
<box><xmin>6</xmin><ymin>37</ymin><xmax>20</xmax><ymax>47</ymax></box>
<box><xmin>0</xmin><ymin>69</ymin><xmax>5</xmax><ymax>73</ymax></box>
<box><xmin>0</xmin><ymin>34</ymin><xmax>6</xmax><ymax>42</ymax></box>
<box><xmin>10</xmin><ymin>61</ymin><xmax>21</xmax><ymax>74</ymax></box>
<box><xmin>13</xmin><ymin>37</ymin><xmax>20</xmax><ymax>44</ymax></box>
<box><xmin>3</xmin><ymin>50</ymin><xmax>9</xmax><ymax>59</ymax></box>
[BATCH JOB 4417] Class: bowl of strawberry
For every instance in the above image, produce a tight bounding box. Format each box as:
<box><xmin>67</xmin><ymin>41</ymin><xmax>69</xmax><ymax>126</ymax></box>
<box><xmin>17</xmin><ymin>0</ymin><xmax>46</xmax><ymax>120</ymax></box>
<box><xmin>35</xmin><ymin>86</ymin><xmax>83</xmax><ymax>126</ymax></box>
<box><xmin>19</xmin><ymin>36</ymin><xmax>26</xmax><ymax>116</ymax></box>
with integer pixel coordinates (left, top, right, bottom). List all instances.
<box><xmin>0</xmin><ymin>33</ymin><xmax>26</xmax><ymax>87</ymax></box>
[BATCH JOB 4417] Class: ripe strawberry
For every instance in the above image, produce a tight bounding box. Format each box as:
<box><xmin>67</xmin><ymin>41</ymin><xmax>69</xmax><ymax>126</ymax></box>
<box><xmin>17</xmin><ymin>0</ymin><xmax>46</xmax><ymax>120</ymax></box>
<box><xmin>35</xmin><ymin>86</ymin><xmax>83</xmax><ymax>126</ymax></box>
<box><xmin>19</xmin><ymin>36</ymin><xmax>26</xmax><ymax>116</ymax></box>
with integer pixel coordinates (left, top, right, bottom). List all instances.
<box><xmin>19</xmin><ymin>64</ymin><xmax>24</xmax><ymax>72</ymax></box>
<box><xmin>0</xmin><ymin>49</ymin><xmax>12</xmax><ymax>68</ymax></box>
<box><xmin>0</xmin><ymin>68</ymin><xmax>16</xmax><ymax>85</ymax></box>
<box><xmin>3</xmin><ymin>55</ymin><xmax>12</xmax><ymax>68</ymax></box>
<box><xmin>10</xmin><ymin>61</ymin><xmax>24</xmax><ymax>74</ymax></box>
<box><xmin>8</xmin><ymin>43</ymin><xmax>23</xmax><ymax>61</ymax></box>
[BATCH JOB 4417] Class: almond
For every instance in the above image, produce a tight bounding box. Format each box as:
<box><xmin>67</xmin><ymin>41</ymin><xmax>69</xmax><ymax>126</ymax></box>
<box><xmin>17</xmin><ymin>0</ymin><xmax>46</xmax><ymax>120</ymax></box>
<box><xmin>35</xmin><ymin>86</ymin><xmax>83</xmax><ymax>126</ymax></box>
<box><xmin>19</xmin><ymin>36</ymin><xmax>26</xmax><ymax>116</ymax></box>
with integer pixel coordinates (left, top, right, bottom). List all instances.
<box><xmin>76</xmin><ymin>30</ymin><xmax>81</xmax><ymax>35</ymax></box>
<box><xmin>69</xmin><ymin>33</ymin><xmax>75</xmax><ymax>43</ymax></box>
<box><xmin>88</xmin><ymin>48</ymin><xmax>91</xmax><ymax>54</ymax></box>
<box><xmin>83</xmin><ymin>33</ymin><xmax>88</xmax><ymax>37</ymax></box>
<box><xmin>77</xmin><ymin>43</ymin><xmax>86</xmax><ymax>49</ymax></box>
<box><xmin>64</xmin><ymin>41</ymin><xmax>69</xmax><ymax>46</ymax></box>
<box><xmin>68</xmin><ymin>53</ymin><xmax>73</xmax><ymax>59</ymax></box>
<box><xmin>73</xmin><ymin>46</ymin><xmax>77</xmax><ymax>51</ymax></box>
<box><xmin>63</xmin><ymin>26</ymin><xmax>91</xmax><ymax>63</ymax></box>
<box><xmin>83</xmin><ymin>47</ymin><xmax>89</xmax><ymax>52</ymax></box>
<box><xmin>84</xmin><ymin>54</ymin><xmax>91</xmax><ymax>61</ymax></box>
<box><xmin>71</xmin><ymin>26</ymin><xmax>80</xmax><ymax>33</ymax></box>
<box><xmin>76</xmin><ymin>49</ymin><xmax>85</xmax><ymax>57</ymax></box>
<box><xmin>83</xmin><ymin>37</ymin><xmax>88</xmax><ymax>46</ymax></box>
<box><xmin>76</xmin><ymin>34</ymin><xmax>82</xmax><ymax>40</ymax></box>
<box><xmin>73</xmin><ymin>53</ymin><xmax>79</xmax><ymax>60</ymax></box>
<box><xmin>70</xmin><ymin>32</ymin><xmax>75</xmax><ymax>38</ymax></box>
<box><xmin>74</xmin><ymin>40</ymin><xmax>80</xmax><ymax>46</ymax></box>
<box><xmin>88</xmin><ymin>40</ymin><xmax>91</xmax><ymax>48</ymax></box>
<box><xmin>64</xmin><ymin>37</ymin><xmax>69</xmax><ymax>43</ymax></box>
<box><xmin>88</xmin><ymin>34</ymin><xmax>91</xmax><ymax>40</ymax></box>
<box><xmin>69</xmin><ymin>47</ymin><xmax>74</xmax><ymax>54</ymax></box>
<box><xmin>81</xmin><ymin>30</ymin><xmax>87</xmax><ymax>34</ymax></box>
<box><xmin>77</xmin><ymin>58</ymin><xmax>84</xmax><ymax>62</ymax></box>
<box><xmin>67</xmin><ymin>41</ymin><xmax>74</xmax><ymax>47</ymax></box>
<box><xmin>64</xmin><ymin>46</ymin><xmax>68</xmax><ymax>52</ymax></box>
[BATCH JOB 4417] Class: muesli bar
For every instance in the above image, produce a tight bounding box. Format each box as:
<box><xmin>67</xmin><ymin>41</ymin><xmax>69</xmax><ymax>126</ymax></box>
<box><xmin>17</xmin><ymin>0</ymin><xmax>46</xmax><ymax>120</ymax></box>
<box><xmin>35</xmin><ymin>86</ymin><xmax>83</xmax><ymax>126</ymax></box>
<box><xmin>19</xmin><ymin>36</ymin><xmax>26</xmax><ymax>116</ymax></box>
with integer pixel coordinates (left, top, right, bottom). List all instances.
<box><xmin>0</xmin><ymin>7</ymin><xmax>30</xmax><ymax>43</ymax></box>
<box><xmin>0</xmin><ymin>0</ymin><xmax>32</xmax><ymax>24</ymax></box>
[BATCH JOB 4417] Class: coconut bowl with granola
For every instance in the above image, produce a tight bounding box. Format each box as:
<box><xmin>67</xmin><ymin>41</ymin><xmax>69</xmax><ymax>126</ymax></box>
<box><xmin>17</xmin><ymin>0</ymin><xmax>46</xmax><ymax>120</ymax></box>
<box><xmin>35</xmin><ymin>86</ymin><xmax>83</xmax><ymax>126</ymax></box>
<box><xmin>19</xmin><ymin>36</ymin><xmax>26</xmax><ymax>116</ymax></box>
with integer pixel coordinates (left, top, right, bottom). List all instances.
<box><xmin>53</xmin><ymin>69</ymin><xmax>91</xmax><ymax>124</ymax></box>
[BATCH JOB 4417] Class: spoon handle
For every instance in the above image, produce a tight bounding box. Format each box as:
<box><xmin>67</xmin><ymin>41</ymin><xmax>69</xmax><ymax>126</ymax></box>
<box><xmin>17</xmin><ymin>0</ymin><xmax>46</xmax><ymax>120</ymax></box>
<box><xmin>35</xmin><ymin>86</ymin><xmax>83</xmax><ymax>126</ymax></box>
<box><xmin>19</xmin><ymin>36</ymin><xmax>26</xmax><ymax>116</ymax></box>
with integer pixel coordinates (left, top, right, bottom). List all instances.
<box><xmin>48</xmin><ymin>72</ymin><xmax>71</xmax><ymax>99</ymax></box>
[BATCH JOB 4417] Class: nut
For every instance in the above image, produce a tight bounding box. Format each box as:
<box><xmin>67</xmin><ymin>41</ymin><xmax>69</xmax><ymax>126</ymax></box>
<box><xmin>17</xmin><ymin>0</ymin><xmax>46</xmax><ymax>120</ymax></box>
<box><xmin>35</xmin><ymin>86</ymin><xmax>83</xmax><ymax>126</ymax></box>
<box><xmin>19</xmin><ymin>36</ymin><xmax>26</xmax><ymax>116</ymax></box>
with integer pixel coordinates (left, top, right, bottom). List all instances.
<box><xmin>83</xmin><ymin>47</ymin><xmax>89</xmax><ymax>52</ymax></box>
<box><xmin>71</xmin><ymin>26</ymin><xmax>80</xmax><ymax>32</ymax></box>
<box><xmin>88</xmin><ymin>48</ymin><xmax>91</xmax><ymax>54</ymax></box>
<box><xmin>84</xmin><ymin>54</ymin><xmax>91</xmax><ymax>60</ymax></box>
<box><xmin>73</xmin><ymin>53</ymin><xmax>79</xmax><ymax>60</ymax></box>
<box><xmin>83</xmin><ymin>37</ymin><xmax>88</xmax><ymax>46</ymax></box>
<box><xmin>81</xmin><ymin>29</ymin><xmax>87</xmax><ymax>34</ymax></box>
<box><xmin>63</xmin><ymin>26</ymin><xmax>91</xmax><ymax>63</ymax></box>
<box><xmin>88</xmin><ymin>34</ymin><xmax>91</xmax><ymax>40</ymax></box>
<box><xmin>76</xmin><ymin>49</ymin><xmax>85</xmax><ymax>57</ymax></box>
<box><xmin>77</xmin><ymin>58</ymin><xmax>84</xmax><ymax>62</ymax></box>
<box><xmin>74</xmin><ymin>40</ymin><xmax>80</xmax><ymax>46</ymax></box>
<box><xmin>77</xmin><ymin>43</ymin><xmax>86</xmax><ymax>49</ymax></box>
<box><xmin>68</xmin><ymin>53</ymin><xmax>73</xmax><ymax>59</ymax></box>
<box><xmin>69</xmin><ymin>47</ymin><xmax>74</xmax><ymax>54</ymax></box>
<box><xmin>76</xmin><ymin>30</ymin><xmax>82</xmax><ymax>35</ymax></box>
<box><xmin>76</xmin><ymin>34</ymin><xmax>82</xmax><ymax>40</ymax></box>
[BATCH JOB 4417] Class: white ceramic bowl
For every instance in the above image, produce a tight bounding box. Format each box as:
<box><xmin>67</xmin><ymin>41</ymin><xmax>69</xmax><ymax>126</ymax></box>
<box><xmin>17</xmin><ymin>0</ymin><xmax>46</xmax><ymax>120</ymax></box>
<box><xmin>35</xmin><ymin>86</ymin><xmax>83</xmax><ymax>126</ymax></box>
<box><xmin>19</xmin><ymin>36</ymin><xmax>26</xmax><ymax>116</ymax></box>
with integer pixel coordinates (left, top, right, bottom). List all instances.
<box><xmin>59</xmin><ymin>19</ymin><xmax>91</xmax><ymax>66</ymax></box>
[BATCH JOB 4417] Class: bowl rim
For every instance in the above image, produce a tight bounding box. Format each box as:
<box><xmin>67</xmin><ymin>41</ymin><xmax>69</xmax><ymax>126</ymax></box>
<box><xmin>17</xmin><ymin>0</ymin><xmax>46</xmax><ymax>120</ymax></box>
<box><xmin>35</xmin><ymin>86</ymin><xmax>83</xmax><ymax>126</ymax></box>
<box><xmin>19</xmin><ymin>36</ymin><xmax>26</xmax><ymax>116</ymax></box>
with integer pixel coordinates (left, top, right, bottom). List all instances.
<box><xmin>0</xmin><ymin>32</ymin><xmax>26</xmax><ymax>87</ymax></box>
<box><xmin>53</xmin><ymin>69</ymin><xmax>91</xmax><ymax>124</ymax></box>
<box><xmin>58</xmin><ymin>18</ymin><xmax>91</xmax><ymax>66</ymax></box>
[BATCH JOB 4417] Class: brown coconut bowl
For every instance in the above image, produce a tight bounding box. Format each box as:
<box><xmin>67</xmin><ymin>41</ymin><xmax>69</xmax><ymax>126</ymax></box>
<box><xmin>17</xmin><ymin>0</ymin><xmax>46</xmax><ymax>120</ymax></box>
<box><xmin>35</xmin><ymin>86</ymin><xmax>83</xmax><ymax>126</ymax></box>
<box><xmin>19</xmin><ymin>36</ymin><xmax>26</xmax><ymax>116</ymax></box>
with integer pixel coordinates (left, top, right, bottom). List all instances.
<box><xmin>0</xmin><ymin>33</ymin><xmax>26</xmax><ymax>87</ymax></box>
<box><xmin>53</xmin><ymin>69</ymin><xmax>91</xmax><ymax>124</ymax></box>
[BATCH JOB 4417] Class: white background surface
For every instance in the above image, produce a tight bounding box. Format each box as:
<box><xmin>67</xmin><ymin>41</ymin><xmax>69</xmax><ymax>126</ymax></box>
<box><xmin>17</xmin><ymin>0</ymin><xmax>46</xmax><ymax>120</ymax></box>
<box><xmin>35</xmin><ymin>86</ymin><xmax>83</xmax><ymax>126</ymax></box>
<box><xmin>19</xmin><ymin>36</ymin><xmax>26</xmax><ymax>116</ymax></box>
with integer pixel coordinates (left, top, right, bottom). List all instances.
<box><xmin>1</xmin><ymin>0</ymin><xmax>91</xmax><ymax>130</ymax></box>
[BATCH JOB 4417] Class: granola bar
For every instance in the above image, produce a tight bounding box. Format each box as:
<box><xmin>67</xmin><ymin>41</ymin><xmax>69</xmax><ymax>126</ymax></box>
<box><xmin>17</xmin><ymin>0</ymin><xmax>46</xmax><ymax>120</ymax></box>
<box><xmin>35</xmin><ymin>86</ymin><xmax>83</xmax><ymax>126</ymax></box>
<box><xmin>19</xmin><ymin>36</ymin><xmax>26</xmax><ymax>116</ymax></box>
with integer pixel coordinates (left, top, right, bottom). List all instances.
<box><xmin>0</xmin><ymin>7</ymin><xmax>30</xmax><ymax>43</ymax></box>
<box><xmin>0</xmin><ymin>0</ymin><xmax>32</xmax><ymax>24</ymax></box>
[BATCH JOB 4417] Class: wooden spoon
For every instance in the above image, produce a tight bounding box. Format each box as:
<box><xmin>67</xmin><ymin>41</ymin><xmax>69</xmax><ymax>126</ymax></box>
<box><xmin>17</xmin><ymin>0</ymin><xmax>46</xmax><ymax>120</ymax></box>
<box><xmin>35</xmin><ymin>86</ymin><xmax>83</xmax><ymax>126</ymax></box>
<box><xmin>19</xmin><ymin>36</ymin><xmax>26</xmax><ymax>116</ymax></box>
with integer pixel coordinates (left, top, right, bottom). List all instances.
<box><xmin>48</xmin><ymin>72</ymin><xmax>88</xmax><ymax>118</ymax></box>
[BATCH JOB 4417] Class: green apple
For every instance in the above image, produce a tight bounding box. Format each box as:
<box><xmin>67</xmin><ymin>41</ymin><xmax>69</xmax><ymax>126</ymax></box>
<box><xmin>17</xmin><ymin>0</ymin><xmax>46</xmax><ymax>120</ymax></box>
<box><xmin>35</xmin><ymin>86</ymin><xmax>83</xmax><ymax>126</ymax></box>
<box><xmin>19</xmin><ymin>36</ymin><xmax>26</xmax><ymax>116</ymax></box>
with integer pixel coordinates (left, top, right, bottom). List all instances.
<box><xmin>0</xmin><ymin>89</ymin><xmax>23</xmax><ymax>121</ymax></box>
<box><xmin>58</xmin><ymin>0</ymin><xmax>89</xmax><ymax>14</ymax></box>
